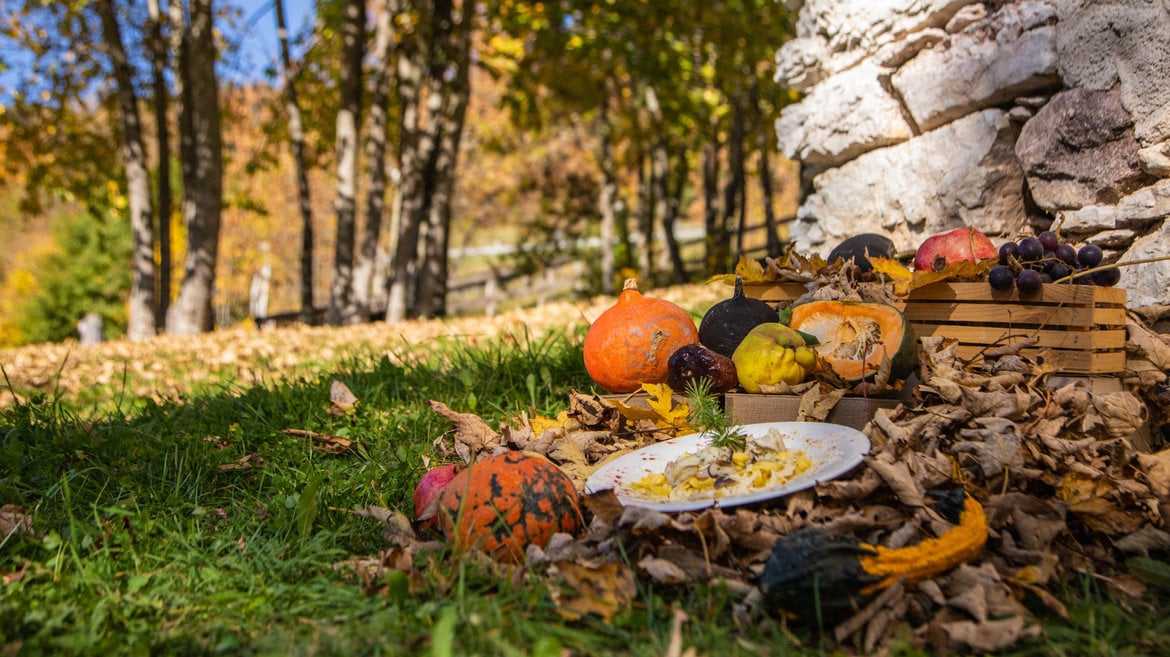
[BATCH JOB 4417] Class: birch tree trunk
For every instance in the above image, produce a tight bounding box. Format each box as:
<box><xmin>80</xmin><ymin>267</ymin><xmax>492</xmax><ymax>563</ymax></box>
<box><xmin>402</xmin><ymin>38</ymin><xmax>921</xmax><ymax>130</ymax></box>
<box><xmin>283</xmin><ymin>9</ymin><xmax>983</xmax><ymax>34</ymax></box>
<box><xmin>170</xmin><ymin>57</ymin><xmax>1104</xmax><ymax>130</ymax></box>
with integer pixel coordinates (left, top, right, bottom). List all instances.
<box><xmin>96</xmin><ymin>0</ymin><xmax>156</xmax><ymax>341</ymax></box>
<box><xmin>355</xmin><ymin>0</ymin><xmax>397</xmax><ymax>319</ymax></box>
<box><xmin>385</xmin><ymin>5</ymin><xmax>425</xmax><ymax>323</ymax></box>
<box><xmin>274</xmin><ymin>0</ymin><xmax>317</xmax><ymax>325</ymax></box>
<box><xmin>327</xmin><ymin>0</ymin><xmax>366</xmax><ymax>325</ymax></box>
<box><xmin>167</xmin><ymin>0</ymin><xmax>223</xmax><ymax>336</ymax></box>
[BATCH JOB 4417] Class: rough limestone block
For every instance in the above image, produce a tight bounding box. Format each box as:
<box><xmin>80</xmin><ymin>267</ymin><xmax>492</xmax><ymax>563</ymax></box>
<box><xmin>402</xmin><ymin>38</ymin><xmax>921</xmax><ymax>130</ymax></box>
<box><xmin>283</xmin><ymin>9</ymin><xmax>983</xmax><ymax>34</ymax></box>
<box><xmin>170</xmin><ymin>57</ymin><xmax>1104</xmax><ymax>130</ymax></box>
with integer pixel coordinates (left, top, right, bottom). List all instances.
<box><xmin>791</xmin><ymin>109</ymin><xmax>1026</xmax><ymax>255</ymax></box>
<box><xmin>1056</xmin><ymin>0</ymin><xmax>1170</xmax><ymax>146</ymax></box>
<box><xmin>892</xmin><ymin>0</ymin><xmax>1060</xmax><ymax>132</ymax></box>
<box><xmin>1016</xmin><ymin>86</ymin><xmax>1153</xmax><ymax>211</ymax></box>
<box><xmin>775</xmin><ymin>61</ymin><xmax>914</xmax><ymax>169</ymax></box>
<box><xmin>1117</xmin><ymin>218</ymin><xmax>1170</xmax><ymax>312</ymax></box>
<box><xmin>1060</xmin><ymin>179</ymin><xmax>1170</xmax><ymax>234</ymax></box>
<box><xmin>777</xmin><ymin>0</ymin><xmax>974</xmax><ymax>89</ymax></box>
<box><xmin>1138</xmin><ymin>142</ymin><xmax>1170</xmax><ymax>177</ymax></box>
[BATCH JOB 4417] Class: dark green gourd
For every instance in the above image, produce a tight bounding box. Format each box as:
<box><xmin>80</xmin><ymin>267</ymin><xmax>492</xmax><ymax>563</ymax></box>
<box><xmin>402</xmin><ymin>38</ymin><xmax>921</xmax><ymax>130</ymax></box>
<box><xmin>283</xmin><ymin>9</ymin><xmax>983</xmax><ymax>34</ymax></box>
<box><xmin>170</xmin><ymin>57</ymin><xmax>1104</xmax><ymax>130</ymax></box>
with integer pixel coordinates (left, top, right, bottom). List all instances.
<box><xmin>827</xmin><ymin>233</ymin><xmax>896</xmax><ymax>272</ymax></box>
<box><xmin>698</xmin><ymin>276</ymin><xmax>780</xmax><ymax>358</ymax></box>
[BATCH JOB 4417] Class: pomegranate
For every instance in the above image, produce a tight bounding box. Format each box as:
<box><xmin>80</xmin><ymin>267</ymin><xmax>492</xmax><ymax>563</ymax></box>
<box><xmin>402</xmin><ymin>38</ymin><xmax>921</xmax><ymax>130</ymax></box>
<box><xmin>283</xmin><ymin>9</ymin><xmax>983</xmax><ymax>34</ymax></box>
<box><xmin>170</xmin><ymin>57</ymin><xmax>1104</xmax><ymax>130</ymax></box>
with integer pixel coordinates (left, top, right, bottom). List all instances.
<box><xmin>412</xmin><ymin>463</ymin><xmax>461</xmax><ymax>526</ymax></box>
<box><xmin>913</xmin><ymin>226</ymin><xmax>997</xmax><ymax>272</ymax></box>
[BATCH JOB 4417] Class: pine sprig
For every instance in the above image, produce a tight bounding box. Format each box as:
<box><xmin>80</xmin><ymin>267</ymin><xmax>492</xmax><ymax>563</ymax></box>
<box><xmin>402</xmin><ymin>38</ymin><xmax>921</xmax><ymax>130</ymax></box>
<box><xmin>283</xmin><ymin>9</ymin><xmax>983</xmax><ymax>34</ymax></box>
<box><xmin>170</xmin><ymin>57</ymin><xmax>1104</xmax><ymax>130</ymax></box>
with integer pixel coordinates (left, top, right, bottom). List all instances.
<box><xmin>683</xmin><ymin>379</ymin><xmax>747</xmax><ymax>451</ymax></box>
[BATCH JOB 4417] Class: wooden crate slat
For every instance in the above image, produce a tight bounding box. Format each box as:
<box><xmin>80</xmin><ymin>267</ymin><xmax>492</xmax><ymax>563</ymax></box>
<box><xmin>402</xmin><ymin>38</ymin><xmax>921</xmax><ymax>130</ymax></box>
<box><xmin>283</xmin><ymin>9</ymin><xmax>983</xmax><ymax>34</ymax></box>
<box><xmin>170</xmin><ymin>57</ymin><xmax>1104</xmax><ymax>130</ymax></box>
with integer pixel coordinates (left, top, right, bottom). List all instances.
<box><xmin>741</xmin><ymin>280</ymin><xmax>1128</xmax><ymax>375</ymax></box>
<box><xmin>950</xmin><ymin>344</ymin><xmax>1126</xmax><ymax>374</ymax></box>
<box><xmin>910</xmin><ymin>323</ymin><xmax>1127</xmax><ymax>350</ymax></box>
<box><xmin>907</xmin><ymin>282</ymin><xmax>1127</xmax><ymax>306</ymax></box>
<box><xmin>902</xmin><ymin>303</ymin><xmax>1126</xmax><ymax>328</ymax></box>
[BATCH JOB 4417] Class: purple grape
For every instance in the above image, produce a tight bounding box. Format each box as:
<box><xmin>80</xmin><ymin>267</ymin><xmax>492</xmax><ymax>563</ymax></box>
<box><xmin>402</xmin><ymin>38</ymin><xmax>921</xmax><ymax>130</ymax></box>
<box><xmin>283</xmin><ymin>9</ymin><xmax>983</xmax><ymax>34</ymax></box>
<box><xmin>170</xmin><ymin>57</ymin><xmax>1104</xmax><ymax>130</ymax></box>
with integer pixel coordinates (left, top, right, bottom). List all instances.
<box><xmin>1048</xmin><ymin>262</ymin><xmax>1072</xmax><ymax>282</ymax></box>
<box><xmin>988</xmin><ymin>265</ymin><xmax>1015</xmax><ymax>290</ymax></box>
<box><xmin>1092</xmin><ymin>267</ymin><xmax>1121</xmax><ymax>287</ymax></box>
<box><xmin>998</xmin><ymin>241</ymin><xmax>1019</xmax><ymax>265</ymax></box>
<box><xmin>1077</xmin><ymin>244</ymin><xmax>1104</xmax><ymax>269</ymax></box>
<box><xmin>1055</xmin><ymin>243</ymin><xmax>1078</xmax><ymax>265</ymax></box>
<box><xmin>1018</xmin><ymin>237</ymin><xmax>1044</xmax><ymax>262</ymax></box>
<box><xmin>1038</xmin><ymin>230</ymin><xmax>1059</xmax><ymax>251</ymax></box>
<box><xmin>1017</xmin><ymin>268</ymin><xmax>1043</xmax><ymax>295</ymax></box>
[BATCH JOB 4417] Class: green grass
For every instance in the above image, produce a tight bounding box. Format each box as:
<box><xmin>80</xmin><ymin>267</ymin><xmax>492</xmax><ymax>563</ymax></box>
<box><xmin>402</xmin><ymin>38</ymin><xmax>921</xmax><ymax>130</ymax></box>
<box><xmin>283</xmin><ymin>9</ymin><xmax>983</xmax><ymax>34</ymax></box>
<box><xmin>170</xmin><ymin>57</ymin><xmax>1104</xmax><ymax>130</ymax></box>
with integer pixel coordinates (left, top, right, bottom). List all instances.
<box><xmin>2</xmin><ymin>325</ymin><xmax>1168</xmax><ymax>656</ymax></box>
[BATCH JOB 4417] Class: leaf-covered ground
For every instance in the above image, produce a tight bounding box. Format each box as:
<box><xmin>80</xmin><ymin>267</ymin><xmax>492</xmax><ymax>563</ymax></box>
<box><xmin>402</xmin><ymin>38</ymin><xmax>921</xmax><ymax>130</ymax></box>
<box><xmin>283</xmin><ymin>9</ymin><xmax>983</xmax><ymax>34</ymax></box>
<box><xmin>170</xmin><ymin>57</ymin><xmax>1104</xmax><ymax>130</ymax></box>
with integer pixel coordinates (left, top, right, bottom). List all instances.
<box><xmin>0</xmin><ymin>284</ymin><xmax>725</xmax><ymax>413</ymax></box>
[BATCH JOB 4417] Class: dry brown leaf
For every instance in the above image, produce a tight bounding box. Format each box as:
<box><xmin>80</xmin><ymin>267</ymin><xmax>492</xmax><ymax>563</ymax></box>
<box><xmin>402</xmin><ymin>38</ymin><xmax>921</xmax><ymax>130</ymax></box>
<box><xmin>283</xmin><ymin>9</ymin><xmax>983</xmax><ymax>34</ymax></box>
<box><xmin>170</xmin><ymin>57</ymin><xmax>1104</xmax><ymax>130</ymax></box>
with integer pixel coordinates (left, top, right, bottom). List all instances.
<box><xmin>328</xmin><ymin>379</ymin><xmax>359</xmax><ymax>416</ymax></box>
<box><xmin>1089</xmin><ymin>392</ymin><xmax>1148</xmax><ymax>439</ymax></box>
<box><xmin>283</xmin><ymin>428</ymin><xmax>367</xmax><ymax>456</ymax></box>
<box><xmin>1</xmin><ymin>505</ymin><xmax>34</xmax><ymax>541</ymax></box>
<box><xmin>218</xmin><ymin>454</ymin><xmax>265</xmax><ymax>472</ymax></box>
<box><xmin>797</xmin><ymin>385</ymin><xmax>846</xmax><ymax>422</ymax></box>
<box><xmin>932</xmin><ymin>615</ymin><xmax>1042</xmax><ymax>654</ymax></box>
<box><xmin>549</xmin><ymin>559</ymin><xmax>637</xmax><ymax>621</ymax></box>
<box><xmin>428</xmin><ymin>400</ymin><xmax>502</xmax><ymax>462</ymax></box>
<box><xmin>865</xmin><ymin>455</ymin><xmax>925</xmax><ymax>507</ymax></box>
<box><xmin>638</xmin><ymin>556</ymin><xmax>689</xmax><ymax>584</ymax></box>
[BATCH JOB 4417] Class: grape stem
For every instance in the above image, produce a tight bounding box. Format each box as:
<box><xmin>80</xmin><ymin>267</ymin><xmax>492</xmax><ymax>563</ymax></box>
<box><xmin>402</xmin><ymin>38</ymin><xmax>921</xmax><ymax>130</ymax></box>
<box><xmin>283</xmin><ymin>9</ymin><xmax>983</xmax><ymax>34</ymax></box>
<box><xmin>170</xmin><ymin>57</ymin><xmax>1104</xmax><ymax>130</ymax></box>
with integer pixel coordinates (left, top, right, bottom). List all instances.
<box><xmin>1051</xmin><ymin>254</ymin><xmax>1170</xmax><ymax>284</ymax></box>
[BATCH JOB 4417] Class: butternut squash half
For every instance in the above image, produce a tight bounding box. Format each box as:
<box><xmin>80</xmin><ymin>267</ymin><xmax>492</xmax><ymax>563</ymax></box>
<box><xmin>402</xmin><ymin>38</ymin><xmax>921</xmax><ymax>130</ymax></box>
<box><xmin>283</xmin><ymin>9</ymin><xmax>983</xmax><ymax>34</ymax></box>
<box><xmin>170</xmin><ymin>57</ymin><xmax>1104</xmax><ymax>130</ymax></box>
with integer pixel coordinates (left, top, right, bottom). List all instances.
<box><xmin>788</xmin><ymin>300</ymin><xmax>916</xmax><ymax>382</ymax></box>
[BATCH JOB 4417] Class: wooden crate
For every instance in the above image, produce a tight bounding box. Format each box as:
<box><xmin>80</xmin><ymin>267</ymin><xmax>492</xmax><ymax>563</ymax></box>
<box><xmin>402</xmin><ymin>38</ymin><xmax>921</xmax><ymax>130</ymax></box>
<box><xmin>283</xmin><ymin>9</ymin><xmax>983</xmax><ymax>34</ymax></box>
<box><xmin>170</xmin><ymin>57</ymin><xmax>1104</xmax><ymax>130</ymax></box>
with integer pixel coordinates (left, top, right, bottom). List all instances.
<box><xmin>742</xmin><ymin>281</ymin><xmax>1128</xmax><ymax>376</ymax></box>
<box><xmin>723</xmin><ymin>392</ymin><xmax>905</xmax><ymax>430</ymax></box>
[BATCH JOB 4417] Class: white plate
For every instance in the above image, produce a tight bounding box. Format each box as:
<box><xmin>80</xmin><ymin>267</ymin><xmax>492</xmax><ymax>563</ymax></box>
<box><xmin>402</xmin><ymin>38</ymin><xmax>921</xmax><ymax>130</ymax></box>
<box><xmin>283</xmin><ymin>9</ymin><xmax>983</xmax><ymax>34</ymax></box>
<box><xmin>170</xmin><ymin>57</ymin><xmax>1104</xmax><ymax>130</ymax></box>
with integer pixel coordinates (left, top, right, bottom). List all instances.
<box><xmin>584</xmin><ymin>422</ymin><xmax>870</xmax><ymax>512</ymax></box>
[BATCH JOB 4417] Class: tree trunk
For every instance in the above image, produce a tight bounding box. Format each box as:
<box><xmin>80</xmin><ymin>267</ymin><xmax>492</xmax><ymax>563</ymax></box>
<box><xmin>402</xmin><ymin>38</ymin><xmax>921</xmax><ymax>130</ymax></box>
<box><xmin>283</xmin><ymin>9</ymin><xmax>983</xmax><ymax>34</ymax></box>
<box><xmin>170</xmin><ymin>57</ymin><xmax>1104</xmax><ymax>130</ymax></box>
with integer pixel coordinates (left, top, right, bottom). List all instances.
<box><xmin>662</xmin><ymin>147</ymin><xmax>689</xmax><ymax>283</ymax></box>
<box><xmin>147</xmin><ymin>0</ymin><xmax>172</xmax><ymax>331</ymax></box>
<box><xmin>724</xmin><ymin>93</ymin><xmax>746</xmax><ymax>258</ymax></box>
<box><xmin>355</xmin><ymin>0</ymin><xmax>397</xmax><ymax>320</ymax></box>
<box><xmin>415</xmin><ymin>0</ymin><xmax>473</xmax><ymax>318</ymax></box>
<box><xmin>327</xmin><ymin>0</ymin><xmax>366</xmax><ymax>325</ymax></box>
<box><xmin>386</xmin><ymin>5</ymin><xmax>425</xmax><ymax>324</ymax></box>
<box><xmin>96</xmin><ymin>0</ymin><xmax>156</xmax><ymax>341</ymax></box>
<box><xmin>702</xmin><ymin>135</ymin><xmax>724</xmax><ymax>275</ymax></box>
<box><xmin>758</xmin><ymin>130</ymin><xmax>782</xmax><ymax>256</ymax></box>
<box><xmin>167</xmin><ymin>0</ymin><xmax>223</xmax><ymax>336</ymax></box>
<box><xmin>275</xmin><ymin>0</ymin><xmax>316</xmax><ymax>325</ymax></box>
<box><xmin>633</xmin><ymin>150</ymin><xmax>653</xmax><ymax>281</ymax></box>
<box><xmin>597</xmin><ymin>100</ymin><xmax>618</xmax><ymax>295</ymax></box>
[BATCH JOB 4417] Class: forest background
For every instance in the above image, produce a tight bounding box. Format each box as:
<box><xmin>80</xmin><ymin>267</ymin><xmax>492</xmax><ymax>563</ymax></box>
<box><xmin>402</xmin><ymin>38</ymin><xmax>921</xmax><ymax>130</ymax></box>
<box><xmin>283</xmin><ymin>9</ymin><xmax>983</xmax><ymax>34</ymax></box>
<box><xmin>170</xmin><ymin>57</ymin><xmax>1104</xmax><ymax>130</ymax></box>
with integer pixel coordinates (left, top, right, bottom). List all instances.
<box><xmin>0</xmin><ymin>0</ymin><xmax>799</xmax><ymax>347</ymax></box>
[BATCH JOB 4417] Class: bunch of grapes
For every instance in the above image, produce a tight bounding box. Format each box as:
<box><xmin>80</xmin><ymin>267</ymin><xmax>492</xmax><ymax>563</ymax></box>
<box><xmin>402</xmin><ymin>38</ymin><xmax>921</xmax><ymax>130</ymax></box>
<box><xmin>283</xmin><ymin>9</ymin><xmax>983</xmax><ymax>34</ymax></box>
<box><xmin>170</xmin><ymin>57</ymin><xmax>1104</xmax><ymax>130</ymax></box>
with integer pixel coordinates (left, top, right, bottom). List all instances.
<box><xmin>987</xmin><ymin>230</ymin><xmax>1120</xmax><ymax>295</ymax></box>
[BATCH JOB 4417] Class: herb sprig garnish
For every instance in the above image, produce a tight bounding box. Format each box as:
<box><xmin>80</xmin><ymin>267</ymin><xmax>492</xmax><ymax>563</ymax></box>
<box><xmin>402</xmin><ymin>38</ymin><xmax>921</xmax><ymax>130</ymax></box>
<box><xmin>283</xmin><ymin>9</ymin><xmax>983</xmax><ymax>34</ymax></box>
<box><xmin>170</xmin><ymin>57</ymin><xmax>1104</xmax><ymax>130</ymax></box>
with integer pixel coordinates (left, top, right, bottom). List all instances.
<box><xmin>683</xmin><ymin>379</ymin><xmax>747</xmax><ymax>451</ymax></box>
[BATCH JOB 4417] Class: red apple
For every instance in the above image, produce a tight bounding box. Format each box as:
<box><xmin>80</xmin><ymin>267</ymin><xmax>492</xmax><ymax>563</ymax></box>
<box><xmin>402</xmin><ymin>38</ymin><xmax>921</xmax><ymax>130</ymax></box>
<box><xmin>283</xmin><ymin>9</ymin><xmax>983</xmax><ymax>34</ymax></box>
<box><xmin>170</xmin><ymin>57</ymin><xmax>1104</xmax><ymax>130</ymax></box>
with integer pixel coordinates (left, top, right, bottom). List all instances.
<box><xmin>913</xmin><ymin>226</ymin><xmax>997</xmax><ymax>272</ymax></box>
<box><xmin>413</xmin><ymin>463</ymin><xmax>461</xmax><ymax>526</ymax></box>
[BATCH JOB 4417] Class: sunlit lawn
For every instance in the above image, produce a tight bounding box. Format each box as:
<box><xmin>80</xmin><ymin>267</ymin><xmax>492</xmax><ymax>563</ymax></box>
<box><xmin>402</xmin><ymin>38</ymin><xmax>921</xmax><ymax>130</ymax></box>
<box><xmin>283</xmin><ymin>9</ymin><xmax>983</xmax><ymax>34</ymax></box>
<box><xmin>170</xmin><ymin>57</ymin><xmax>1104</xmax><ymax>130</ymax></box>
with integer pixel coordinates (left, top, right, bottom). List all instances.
<box><xmin>2</xmin><ymin>317</ymin><xmax>1169</xmax><ymax>656</ymax></box>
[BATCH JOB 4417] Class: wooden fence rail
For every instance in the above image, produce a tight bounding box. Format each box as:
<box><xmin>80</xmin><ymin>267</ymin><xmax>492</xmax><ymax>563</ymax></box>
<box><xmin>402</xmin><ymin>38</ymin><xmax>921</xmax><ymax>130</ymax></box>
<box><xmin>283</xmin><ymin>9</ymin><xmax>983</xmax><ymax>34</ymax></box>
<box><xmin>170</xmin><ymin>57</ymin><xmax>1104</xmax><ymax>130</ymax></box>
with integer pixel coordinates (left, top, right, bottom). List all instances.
<box><xmin>252</xmin><ymin>222</ymin><xmax>784</xmax><ymax>327</ymax></box>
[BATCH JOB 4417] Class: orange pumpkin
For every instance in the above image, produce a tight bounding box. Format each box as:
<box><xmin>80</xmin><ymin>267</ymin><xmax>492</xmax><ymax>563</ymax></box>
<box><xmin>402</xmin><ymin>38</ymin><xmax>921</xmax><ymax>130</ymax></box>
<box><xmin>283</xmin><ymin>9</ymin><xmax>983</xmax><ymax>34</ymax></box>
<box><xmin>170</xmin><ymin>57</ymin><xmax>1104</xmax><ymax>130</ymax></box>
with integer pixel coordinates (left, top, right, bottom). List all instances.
<box><xmin>438</xmin><ymin>451</ymin><xmax>582</xmax><ymax>563</ymax></box>
<box><xmin>583</xmin><ymin>278</ymin><xmax>699</xmax><ymax>393</ymax></box>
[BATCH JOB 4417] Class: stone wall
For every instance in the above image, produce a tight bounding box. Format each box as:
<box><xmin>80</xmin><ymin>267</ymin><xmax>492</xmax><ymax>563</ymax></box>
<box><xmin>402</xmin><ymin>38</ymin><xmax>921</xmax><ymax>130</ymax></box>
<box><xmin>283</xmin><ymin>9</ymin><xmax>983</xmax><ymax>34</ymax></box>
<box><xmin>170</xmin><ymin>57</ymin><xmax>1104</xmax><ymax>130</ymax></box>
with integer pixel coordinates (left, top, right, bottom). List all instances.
<box><xmin>775</xmin><ymin>0</ymin><xmax>1170</xmax><ymax>321</ymax></box>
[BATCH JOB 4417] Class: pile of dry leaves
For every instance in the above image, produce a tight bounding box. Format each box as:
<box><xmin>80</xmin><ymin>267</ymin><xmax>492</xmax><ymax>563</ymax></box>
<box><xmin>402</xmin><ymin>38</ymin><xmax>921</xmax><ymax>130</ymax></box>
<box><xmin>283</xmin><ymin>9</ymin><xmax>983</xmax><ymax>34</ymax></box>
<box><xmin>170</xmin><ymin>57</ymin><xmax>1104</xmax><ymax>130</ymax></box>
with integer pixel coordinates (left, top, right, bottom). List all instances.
<box><xmin>345</xmin><ymin>312</ymin><xmax>1170</xmax><ymax>654</ymax></box>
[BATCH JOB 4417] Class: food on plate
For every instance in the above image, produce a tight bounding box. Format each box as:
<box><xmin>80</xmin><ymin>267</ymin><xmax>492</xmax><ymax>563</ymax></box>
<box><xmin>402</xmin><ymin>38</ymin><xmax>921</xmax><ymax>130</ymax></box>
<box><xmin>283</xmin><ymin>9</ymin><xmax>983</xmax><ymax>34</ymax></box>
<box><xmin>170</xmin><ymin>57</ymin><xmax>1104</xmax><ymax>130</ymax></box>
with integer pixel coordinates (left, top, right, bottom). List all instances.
<box><xmin>627</xmin><ymin>427</ymin><xmax>811</xmax><ymax>502</ymax></box>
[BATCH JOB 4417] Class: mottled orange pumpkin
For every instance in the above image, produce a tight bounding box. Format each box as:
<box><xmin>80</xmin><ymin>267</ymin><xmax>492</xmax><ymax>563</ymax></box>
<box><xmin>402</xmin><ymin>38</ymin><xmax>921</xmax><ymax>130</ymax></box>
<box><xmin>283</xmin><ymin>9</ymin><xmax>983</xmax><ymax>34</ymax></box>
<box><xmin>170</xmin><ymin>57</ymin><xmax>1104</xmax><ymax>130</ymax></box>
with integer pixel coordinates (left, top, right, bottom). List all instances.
<box><xmin>583</xmin><ymin>278</ymin><xmax>699</xmax><ymax>393</ymax></box>
<box><xmin>438</xmin><ymin>451</ymin><xmax>582</xmax><ymax>563</ymax></box>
